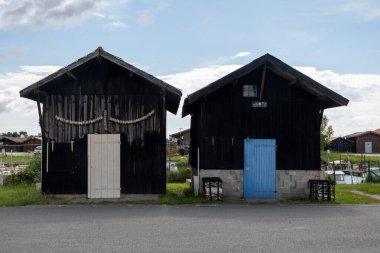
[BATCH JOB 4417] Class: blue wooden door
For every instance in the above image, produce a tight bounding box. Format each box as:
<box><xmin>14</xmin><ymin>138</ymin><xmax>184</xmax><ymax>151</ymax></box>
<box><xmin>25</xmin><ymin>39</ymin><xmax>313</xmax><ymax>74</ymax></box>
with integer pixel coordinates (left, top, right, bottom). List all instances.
<box><xmin>338</xmin><ymin>142</ymin><xmax>343</xmax><ymax>152</ymax></box>
<box><xmin>244</xmin><ymin>139</ymin><xmax>276</xmax><ymax>199</ymax></box>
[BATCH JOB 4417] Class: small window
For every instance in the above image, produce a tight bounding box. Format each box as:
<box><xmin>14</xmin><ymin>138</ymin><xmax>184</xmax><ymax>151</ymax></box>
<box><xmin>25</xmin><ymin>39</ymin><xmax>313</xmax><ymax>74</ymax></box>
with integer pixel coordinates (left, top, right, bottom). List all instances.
<box><xmin>243</xmin><ymin>85</ymin><xmax>257</xmax><ymax>97</ymax></box>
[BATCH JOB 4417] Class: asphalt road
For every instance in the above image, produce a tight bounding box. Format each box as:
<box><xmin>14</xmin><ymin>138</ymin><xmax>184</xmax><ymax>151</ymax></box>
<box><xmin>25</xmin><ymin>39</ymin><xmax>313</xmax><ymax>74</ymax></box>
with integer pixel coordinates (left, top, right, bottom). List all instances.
<box><xmin>1</xmin><ymin>204</ymin><xmax>380</xmax><ymax>253</ymax></box>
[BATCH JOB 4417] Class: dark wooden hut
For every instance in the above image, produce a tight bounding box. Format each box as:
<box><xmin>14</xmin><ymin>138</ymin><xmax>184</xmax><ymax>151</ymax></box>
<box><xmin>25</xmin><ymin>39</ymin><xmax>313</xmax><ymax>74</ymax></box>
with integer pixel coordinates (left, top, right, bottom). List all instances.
<box><xmin>0</xmin><ymin>136</ymin><xmax>25</xmax><ymax>152</ymax></box>
<box><xmin>23</xmin><ymin>137</ymin><xmax>42</xmax><ymax>152</ymax></box>
<box><xmin>330</xmin><ymin>137</ymin><xmax>355</xmax><ymax>153</ymax></box>
<box><xmin>182</xmin><ymin>54</ymin><xmax>349</xmax><ymax>199</ymax></box>
<box><xmin>20</xmin><ymin>47</ymin><xmax>182</xmax><ymax>197</ymax></box>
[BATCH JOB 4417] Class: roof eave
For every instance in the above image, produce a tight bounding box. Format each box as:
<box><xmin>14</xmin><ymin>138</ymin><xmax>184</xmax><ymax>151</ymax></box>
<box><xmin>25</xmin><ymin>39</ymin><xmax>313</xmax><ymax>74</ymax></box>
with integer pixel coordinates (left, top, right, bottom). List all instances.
<box><xmin>183</xmin><ymin>54</ymin><xmax>349</xmax><ymax>113</ymax></box>
<box><xmin>19</xmin><ymin>48</ymin><xmax>182</xmax><ymax>114</ymax></box>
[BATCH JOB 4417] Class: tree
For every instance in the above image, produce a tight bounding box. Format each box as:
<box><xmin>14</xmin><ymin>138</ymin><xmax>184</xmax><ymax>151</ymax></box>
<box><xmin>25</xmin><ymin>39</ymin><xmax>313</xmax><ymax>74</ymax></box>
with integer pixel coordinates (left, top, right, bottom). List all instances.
<box><xmin>2</xmin><ymin>132</ymin><xmax>20</xmax><ymax>137</ymax></box>
<box><xmin>1</xmin><ymin>131</ymin><xmax>27</xmax><ymax>137</ymax></box>
<box><xmin>320</xmin><ymin>115</ymin><xmax>334</xmax><ymax>150</ymax></box>
<box><xmin>19</xmin><ymin>131</ymin><xmax>28</xmax><ymax>137</ymax></box>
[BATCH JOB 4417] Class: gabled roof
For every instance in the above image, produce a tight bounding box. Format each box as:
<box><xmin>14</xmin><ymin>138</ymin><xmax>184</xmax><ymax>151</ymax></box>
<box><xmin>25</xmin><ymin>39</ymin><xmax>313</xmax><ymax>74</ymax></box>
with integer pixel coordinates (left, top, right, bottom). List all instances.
<box><xmin>344</xmin><ymin>132</ymin><xmax>364</xmax><ymax>138</ymax></box>
<box><xmin>169</xmin><ymin>128</ymin><xmax>190</xmax><ymax>138</ymax></box>
<box><xmin>20</xmin><ymin>47</ymin><xmax>182</xmax><ymax>114</ymax></box>
<box><xmin>182</xmin><ymin>53</ymin><xmax>349</xmax><ymax>116</ymax></box>
<box><xmin>0</xmin><ymin>136</ymin><xmax>27</xmax><ymax>143</ymax></box>
<box><xmin>330</xmin><ymin>136</ymin><xmax>355</xmax><ymax>143</ymax></box>
<box><xmin>344</xmin><ymin>131</ymin><xmax>380</xmax><ymax>139</ymax></box>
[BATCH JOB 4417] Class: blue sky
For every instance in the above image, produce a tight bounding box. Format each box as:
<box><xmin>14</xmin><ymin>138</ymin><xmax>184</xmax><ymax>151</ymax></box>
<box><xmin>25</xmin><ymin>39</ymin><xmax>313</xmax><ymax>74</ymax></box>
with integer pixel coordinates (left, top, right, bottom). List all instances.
<box><xmin>1</xmin><ymin>0</ymin><xmax>380</xmax><ymax>136</ymax></box>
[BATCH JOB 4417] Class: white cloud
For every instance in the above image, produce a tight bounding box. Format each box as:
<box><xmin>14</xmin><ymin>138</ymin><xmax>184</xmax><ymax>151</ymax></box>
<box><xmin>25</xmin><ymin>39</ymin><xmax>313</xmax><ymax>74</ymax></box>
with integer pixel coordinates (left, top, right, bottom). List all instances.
<box><xmin>136</xmin><ymin>1</ymin><xmax>170</xmax><ymax>27</ymax></box>
<box><xmin>157</xmin><ymin>1</ymin><xmax>170</xmax><ymax>11</ymax></box>
<box><xmin>137</xmin><ymin>13</ymin><xmax>154</xmax><ymax>26</ymax></box>
<box><xmin>110</xmin><ymin>20</ymin><xmax>127</xmax><ymax>27</ymax></box>
<box><xmin>0</xmin><ymin>65</ymin><xmax>59</xmax><ymax>134</ymax></box>
<box><xmin>160</xmin><ymin>64</ymin><xmax>244</xmax><ymax>134</ymax></box>
<box><xmin>231</xmin><ymin>51</ymin><xmax>252</xmax><ymax>59</ymax></box>
<box><xmin>0</xmin><ymin>48</ymin><xmax>24</xmax><ymax>60</ymax></box>
<box><xmin>160</xmin><ymin>65</ymin><xmax>241</xmax><ymax>96</ymax></box>
<box><xmin>0</xmin><ymin>0</ymin><xmax>109</xmax><ymax>29</ymax></box>
<box><xmin>295</xmin><ymin>67</ymin><xmax>380</xmax><ymax>136</ymax></box>
<box><xmin>162</xmin><ymin>64</ymin><xmax>380</xmax><ymax>136</ymax></box>
<box><xmin>340</xmin><ymin>0</ymin><xmax>380</xmax><ymax>20</ymax></box>
<box><xmin>20</xmin><ymin>65</ymin><xmax>61</xmax><ymax>75</ymax></box>
<box><xmin>2</xmin><ymin>63</ymin><xmax>380</xmax><ymax>137</ymax></box>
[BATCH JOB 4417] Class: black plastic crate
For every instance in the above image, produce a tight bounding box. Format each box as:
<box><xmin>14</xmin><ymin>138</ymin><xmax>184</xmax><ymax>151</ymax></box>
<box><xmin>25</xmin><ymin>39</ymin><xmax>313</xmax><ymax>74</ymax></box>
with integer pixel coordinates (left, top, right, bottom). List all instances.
<box><xmin>309</xmin><ymin>179</ymin><xmax>335</xmax><ymax>201</ymax></box>
<box><xmin>202</xmin><ymin>177</ymin><xmax>223</xmax><ymax>201</ymax></box>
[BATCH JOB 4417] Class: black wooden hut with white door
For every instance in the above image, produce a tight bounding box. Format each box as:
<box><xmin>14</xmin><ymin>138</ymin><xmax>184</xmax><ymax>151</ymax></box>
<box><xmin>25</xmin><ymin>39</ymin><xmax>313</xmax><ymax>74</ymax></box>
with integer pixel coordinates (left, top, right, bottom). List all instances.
<box><xmin>183</xmin><ymin>54</ymin><xmax>349</xmax><ymax>199</ymax></box>
<box><xmin>20</xmin><ymin>47</ymin><xmax>182</xmax><ymax>197</ymax></box>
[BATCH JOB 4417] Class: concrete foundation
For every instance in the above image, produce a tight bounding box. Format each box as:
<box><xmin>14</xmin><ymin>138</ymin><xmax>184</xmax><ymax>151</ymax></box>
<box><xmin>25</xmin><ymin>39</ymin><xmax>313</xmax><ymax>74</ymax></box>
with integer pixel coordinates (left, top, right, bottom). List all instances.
<box><xmin>195</xmin><ymin>169</ymin><xmax>322</xmax><ymax>199</ymax></box>
<box><xmin>195</xmin><ymin>170</ymin><xmax>243</xmax><ymax>198</ymax></box>
<box><xmin>276</xmin><ymin>170</ymin><xmax>322</xmax><ymax>199</ymax></box>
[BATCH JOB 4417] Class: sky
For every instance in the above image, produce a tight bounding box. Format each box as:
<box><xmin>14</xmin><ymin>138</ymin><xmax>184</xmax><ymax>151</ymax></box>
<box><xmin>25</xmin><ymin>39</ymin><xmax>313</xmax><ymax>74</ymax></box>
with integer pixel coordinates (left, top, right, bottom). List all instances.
<box><xmin>0</xmin><ymin>0</ymin><xmax>380</xmax><ymax>137</ymax></box>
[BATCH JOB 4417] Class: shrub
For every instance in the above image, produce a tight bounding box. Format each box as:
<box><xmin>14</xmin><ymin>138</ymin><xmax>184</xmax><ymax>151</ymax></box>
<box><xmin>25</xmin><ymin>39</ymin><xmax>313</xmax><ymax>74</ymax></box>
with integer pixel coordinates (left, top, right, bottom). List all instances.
<box><xmin>167</xmin><ymin>168</ymin><xmax>191</xmax><ymax>183</ymax></box>
<box><xmin>325</xmin><ymin>174</ymin><xmax>336</xmax><ymax>183</ymax></box>
<box><xmin>183</xmin><ymin>184</ymin><xmax>194</xmax><ymax>196</ymax></box>
<box><xmin>366</xmin><ymin>172</ymin><xmax>380</xmax><ymax>183</ymax></box>
<box><xmin>4</xmin><ymin>156</ymin><xmax>41</xmax><ymax>186</ymax></box>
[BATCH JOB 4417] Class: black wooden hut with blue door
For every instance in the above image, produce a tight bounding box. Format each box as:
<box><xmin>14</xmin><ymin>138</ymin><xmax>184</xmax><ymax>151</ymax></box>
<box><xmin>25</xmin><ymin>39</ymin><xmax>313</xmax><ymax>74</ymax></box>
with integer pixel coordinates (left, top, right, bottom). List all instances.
<box><xmin>330</xmin><ymin>137</ymin><xmax>355</xmax><ymax>153</ymax></box>
<box><xmin>183</xmin><ymin>54</ymin><xmax>349</xmax><ymax>199</ymax></box>
<box><xmin>20</xmin><ymin>47</ymin><xmax>182</xmax><ymax>197</ymax></box>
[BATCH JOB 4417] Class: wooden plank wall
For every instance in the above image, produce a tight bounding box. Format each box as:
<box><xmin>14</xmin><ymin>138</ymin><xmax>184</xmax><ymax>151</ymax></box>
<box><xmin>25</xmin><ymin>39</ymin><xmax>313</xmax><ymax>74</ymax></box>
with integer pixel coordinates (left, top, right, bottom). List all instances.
<box><xmin>40</xmin><ymin>59</ymin><xmax>166</xmax><ymax>194</ymax></box>
<box><xmin>190</xmin><ymin>67</ymin><xmax>321</xmax><ymax>172</ymax></box>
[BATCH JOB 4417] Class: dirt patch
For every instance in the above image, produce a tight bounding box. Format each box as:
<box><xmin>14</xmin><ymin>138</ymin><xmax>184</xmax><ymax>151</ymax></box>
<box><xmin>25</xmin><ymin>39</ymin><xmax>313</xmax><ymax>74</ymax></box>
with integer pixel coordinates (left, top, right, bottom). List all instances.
<box><xmin>350</xmin><ymin>190</ymin><xmax>380</xmax><ymax>200</ymax></box>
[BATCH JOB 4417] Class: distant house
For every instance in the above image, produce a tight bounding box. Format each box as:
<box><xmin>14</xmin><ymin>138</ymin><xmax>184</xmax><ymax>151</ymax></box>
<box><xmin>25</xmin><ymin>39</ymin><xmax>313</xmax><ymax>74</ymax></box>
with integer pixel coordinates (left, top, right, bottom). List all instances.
<box><xmin>344</xmin><ymin>131</ymin><xmax>380</xmax><ymax>154</ymax></box>
<box><xmin>23</xmin><ymin>137</ymin><xmax>42</xmax><ymax>152</ymax></box>
<box><xmin>182</xmin><ymin>53</ymin><xmax>349</xmax><ymax>199</ymax></box>
<box><xmin>0</xmin><ymin>136</ymin><xmax>25</xmax><ymax>152</ymax></box>
<box><xmin>330</xmin><ymin>137</ymin><xmax>355</xmax><ymax>153</ymax></box>
<box><xmin>169</xmin><ymin>128</ymin><xmax>190</xmax><ymax>147</ymax></box>
<box><xmin>0</xmin><ymin>136</ymin><xmax>42</xmax><ymax>153</ymax></box>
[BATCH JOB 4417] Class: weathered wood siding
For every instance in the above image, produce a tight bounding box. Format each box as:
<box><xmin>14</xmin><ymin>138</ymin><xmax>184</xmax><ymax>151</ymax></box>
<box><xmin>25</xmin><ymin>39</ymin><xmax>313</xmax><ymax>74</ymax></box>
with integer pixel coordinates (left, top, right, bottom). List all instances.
<box><xmin>40</xmin><ymin>59</ymin><xmax>166</xmax><ymax>194</ymax></box>
<box><xmin>190</xmin><ymin>67</ymin><xmax>322</xmax><ymax>174</ymax></box>
<box><xmin>356</xmin><ymin>134</ymin><xmax>380</xmax><ymax>153</ymax></box>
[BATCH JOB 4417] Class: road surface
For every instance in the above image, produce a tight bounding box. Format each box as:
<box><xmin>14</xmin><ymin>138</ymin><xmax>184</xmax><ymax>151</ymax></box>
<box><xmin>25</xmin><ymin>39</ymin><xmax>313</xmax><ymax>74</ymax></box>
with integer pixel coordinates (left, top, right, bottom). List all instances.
<box><xmin>1</xmin><ymin>204</ymin><xmax>380</xmax><ymax>253</ymax></box>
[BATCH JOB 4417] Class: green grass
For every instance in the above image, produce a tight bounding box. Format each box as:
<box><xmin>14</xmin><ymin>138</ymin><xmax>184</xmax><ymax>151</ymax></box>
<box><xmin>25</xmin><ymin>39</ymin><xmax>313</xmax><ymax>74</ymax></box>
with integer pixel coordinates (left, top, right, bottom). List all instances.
<box><xmin>334</xmin><ymin>186</ymin><xmax>380</xmax><ymax>204</ymax></box>
<box><xmin>1</xmin><ymin>155</ymin><xmax>35</xmax><ymax>165</ymax></box>
<box><xmin>336</xmin><ymin>183</ymin><xmax>380</xmax><ymax>195</ymax></box>
<box><xmin>166</xmin><ymin>182</ymin><xmax>191</xmax><ymax>193</ymax></box>
<box><xmin>279</xmin><ymin>184</ymin><xmax>380</xmax><ymax>205</ymax></box>
<box><xmin>167</xmin><ymin>155</ymin><xmax>188</xmax><ymax>165</ymax></box>
<box><xmin>321</xmin><ymin>150</ymin><xmax>380</xmax><ymax>166</ymax></box>
<box><xmin>3</xmin><ymin>182</ymin><xmax>380</xmax><ymax>207</ymax></box>
<box><xmin>0</xmin><ymin>185</ymin><xmax>67</xmax><ymax>207</ymax></box>
<box><xmin>157</xmin><ymin>183</ymin><xmax>210</xmax><ymax>204</ymax></box>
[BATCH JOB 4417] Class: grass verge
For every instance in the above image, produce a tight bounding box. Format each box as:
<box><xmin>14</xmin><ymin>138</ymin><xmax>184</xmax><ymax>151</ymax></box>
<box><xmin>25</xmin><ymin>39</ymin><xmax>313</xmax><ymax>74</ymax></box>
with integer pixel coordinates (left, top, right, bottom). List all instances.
<box><xmin>336</xmin><ymin>183</ymin><xmax>380</xmax><ymax>195</ymax></box>
<box><xmin>279</xmin><ymin>184</ymin><xmax>380</xmax><ymax>205</ymax></box>
<box><xmin>321</xmin><ymin>151</ymin><xmax>380</xmax><ymax>166</ymax></box>
<box><xmin>2</xmin><ymin>183</ymin><xmax>380</xmax><ymax>206</ymax></box>
<box><xmin>157</xmin><ymin>183</ymin><xmax>210</xmax><ymax>204</ymax></box>
<box><xmin>1</xmin><ymin>155</ymin><xmax>35</xmax><ymax>165</ymax></box>
<box><xmin>167</xmin><ymin>155</ymin><xmax>188</xmax><ymax>166</ymax></box>
<box><xmin>0</xmin><ymin>185</ymin><xmax>67</xmax><ymax>207</ymax></box>
<box><xmin>334</xmin><ymin>186</ymin><xmax>380</xmax><ymax>204</ymax></box>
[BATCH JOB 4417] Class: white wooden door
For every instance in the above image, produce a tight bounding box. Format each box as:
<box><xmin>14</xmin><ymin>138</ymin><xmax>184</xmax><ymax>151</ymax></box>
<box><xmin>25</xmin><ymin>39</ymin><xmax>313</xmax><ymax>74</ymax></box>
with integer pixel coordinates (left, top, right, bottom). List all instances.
<box><xmin>365</xmin><ymin>142</ymin><xmax>372</xmax><ymax>153</ymax></box>
<box><xmin>88</xmin><ymin>134</ymin><xmax>120</xmax><ymax>198</ymax></box>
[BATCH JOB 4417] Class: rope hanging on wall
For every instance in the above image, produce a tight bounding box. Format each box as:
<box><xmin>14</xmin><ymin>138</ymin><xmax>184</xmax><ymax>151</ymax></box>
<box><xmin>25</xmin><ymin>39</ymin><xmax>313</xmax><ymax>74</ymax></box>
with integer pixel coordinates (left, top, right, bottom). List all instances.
<box><xmin>55</xmin><ymin>115</ymin><xmax>103</xmax><ymax>125</ymax></box>
<box><xmin>109</xmin><ymin>110</ymin><xmax>155</xmax><ymax>124</ymax></box>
